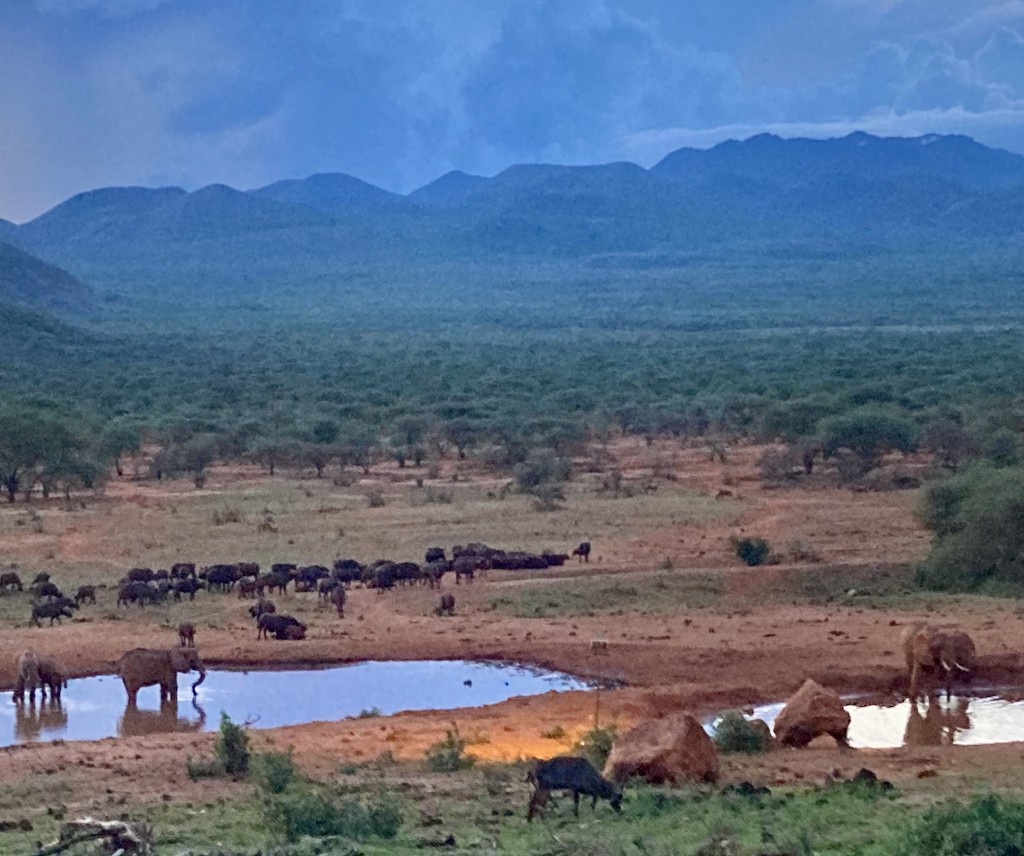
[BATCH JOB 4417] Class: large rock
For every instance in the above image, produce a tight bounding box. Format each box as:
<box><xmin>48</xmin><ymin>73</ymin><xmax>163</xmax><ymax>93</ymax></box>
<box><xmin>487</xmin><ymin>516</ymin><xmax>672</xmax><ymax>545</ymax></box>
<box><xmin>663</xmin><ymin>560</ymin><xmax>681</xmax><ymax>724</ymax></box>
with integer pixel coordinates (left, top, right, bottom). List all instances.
<box><xmin>603</xmin><ymin>711</ymin><xmax>718</xmax><ymax>785</ymax></box>
<box><xmin>773</xmin><ymin>679</ymin><xmax>850</xmax><ymax>747</ymax></box>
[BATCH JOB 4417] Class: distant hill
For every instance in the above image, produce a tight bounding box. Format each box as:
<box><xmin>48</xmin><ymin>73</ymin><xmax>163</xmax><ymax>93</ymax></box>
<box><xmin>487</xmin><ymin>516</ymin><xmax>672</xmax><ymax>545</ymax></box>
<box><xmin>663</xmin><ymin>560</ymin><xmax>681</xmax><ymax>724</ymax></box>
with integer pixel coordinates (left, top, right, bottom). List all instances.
<box><xmin>12</xmin><ymin>132</ymin><xmax>1024</xmax><ymax>292</ymax></box>
<box><xmin>0</xmin><ymin>238</ymin><xmax>92</xmax><ymax>312</ymax></box>
<box><xmin>653</xmin><ymin>132</ymin><xmax>1024</xmax><ymax>191</ymax></box>
<box><xmin>407</xmin><ymin>170</ymin><xmax>489</xmax><ymax>207</ymax></box>
<box><xmin>0</xmin><ymin>218</ymin><xmax>18</xmax><ymax>240</ymax></box>
<box><xmin>252</xmin><ymin>173</ymin><xmax>401</xmax><ymax>216</ymax></box>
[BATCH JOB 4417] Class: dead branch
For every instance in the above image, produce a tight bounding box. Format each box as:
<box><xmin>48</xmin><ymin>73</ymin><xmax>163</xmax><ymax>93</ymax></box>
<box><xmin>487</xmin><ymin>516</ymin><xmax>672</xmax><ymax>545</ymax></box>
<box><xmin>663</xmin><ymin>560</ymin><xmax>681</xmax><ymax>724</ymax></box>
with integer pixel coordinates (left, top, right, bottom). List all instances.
<box><xmin>35</xmin><ymin>817</ymin><xmax>153</xmax><ymax>856</ymax></box>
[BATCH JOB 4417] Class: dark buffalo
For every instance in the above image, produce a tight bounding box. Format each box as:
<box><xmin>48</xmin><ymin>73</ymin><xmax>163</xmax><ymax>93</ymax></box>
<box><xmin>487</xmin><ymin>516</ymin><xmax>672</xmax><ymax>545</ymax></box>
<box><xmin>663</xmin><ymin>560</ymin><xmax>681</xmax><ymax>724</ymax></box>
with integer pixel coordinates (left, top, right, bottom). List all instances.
<box><xmin>527</xmin><ymin>756</ymin><xmax>622</xmax><ymax>821</ymax></box>
<box><xmin>0</xmin><ymin>571</ymin><xmax>23</xmax><ymax>592</ymax></box>
<box><xmin>271</xmin><ymin>563</ymin><xmax>297</xmax><ymax>576</ymax></box>
<box><xmin>330</xmin><ymin>585</ymin><xmax>346</xmax><ymax>617</ymax></box>
<box><xmin>425</xmin><ymin>547</ymin><xmax>446</xmax><ymax>564</ymax></box>
<box><xmin>203</xmin><ymin>564</ymin><xmax>241</xmax><ymax>592</ymax></box>
<box><xmin>249</xmin><ymin>598</ymin><xmax>276</xmax><ymax>619</ymax></box>
<box><xmin>31</xmin><ymin>602</ymin><xmax>75</xmax><ymax>627</ymax></box>
<box><xmin>127</xmin><ymin>567</ymin><xmax>155</xmax><ymax>583</ymax></box>
<box><xmin>436</xmin><ymin>593</ymin><xmax>455</xmax><ymax>616</ymax></box>
<box><xmin>173</xmin><ymin>578</ymin><xmax>204</xmax><ymax>601</ymax></box>
<box><xmin>33</xmin><ymin>581</ymin><xmax>64</xmax><ymax>601</ymax></box>
<box><xmin>74</xmin><ymin>585</ymin><xmax>97</xmax><ymax>606</ymax></box>
<box><xmin>237</xmin><ymin>562</ymin><xmax>260</xmax><ymax>578</ymax></box>
<box><xmin>171</xmin><ymin>562</ymin><xmax>196</xmax><ymax>580</ymax></box>
<box><xmin>425</xmin><ymin>561</ymin><xmax>448</xmax><ymax>589</ymax></box>
<box><xmin>572</xmin><ymin>542</ymin><xmax>592</xmax><ymax>563</ymax></box>
<box><xmin>118</xmin><ymin>581</ymin><xmax>160</xmax><ymax>608</ymax></box>
<box><xmin>257</xmin><ymin>613</ymin><xmax>305</xmax><ymax>640</ymax></box>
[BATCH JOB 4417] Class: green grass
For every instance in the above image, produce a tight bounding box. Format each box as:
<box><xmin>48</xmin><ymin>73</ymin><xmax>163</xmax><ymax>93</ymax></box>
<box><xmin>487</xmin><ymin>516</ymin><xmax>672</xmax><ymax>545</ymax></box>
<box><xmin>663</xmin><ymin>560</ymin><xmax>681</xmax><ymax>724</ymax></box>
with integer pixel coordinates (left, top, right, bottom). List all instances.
<box><xmin>489</xmin><ymin>572</ymin><xmax>725</xmax><ymax>618</ymax></box>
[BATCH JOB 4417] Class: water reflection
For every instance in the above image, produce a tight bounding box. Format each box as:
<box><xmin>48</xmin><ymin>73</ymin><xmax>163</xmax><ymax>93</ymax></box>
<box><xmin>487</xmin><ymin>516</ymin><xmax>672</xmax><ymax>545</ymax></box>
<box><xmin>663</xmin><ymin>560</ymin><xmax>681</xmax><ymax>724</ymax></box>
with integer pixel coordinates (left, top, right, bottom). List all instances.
<box><xmin>903</xmin><ymin>697</ymin><xmax>970</xmax><ymax>747</ymax></box>
<box><xmin>14</xmin><ymin>698</ymin><xmax>68</xmax><ymax>742</ymax></box>
<box><xmin>118</xmin><ymin>699</ymin><xmax>206</xmax><ymax>738</ymax></box>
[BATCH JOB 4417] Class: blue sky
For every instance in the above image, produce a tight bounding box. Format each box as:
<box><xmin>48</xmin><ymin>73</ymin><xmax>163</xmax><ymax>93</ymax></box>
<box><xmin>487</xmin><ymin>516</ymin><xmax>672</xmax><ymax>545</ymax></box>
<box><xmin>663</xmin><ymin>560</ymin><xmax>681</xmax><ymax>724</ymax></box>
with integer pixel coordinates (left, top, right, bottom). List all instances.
<box><xmin>2</xmin><ymin>0</ymin><xmax>1023</xmax><ymax>221</ymax></box>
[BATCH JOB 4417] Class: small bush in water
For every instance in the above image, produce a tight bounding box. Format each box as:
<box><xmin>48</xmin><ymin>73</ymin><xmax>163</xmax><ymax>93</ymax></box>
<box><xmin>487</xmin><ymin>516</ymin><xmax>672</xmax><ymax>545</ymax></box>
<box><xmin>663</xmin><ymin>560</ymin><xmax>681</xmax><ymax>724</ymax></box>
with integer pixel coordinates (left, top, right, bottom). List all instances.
<box><xmin>713</xmin><ymin>711</ymin><xmax>769</xmax><ymax>754</ymax></box>
<box><xmin>573</xmin><ymin>725</ymin><xmax>617</xmax><ymax>768</ymax></box>
<box><xmin>215</xmin><ymin>713</ymin><xmax>250</xmax><ymax>777</ymax></box>
<box><xmin>252</xmin><ymin>750</ymin><xmax>296</xmax><ymax>793</ymax></box>
<box><xmin>424</xmin><ymin>728</ymin><xmax>475</xmax><ymax>773</ymax></box>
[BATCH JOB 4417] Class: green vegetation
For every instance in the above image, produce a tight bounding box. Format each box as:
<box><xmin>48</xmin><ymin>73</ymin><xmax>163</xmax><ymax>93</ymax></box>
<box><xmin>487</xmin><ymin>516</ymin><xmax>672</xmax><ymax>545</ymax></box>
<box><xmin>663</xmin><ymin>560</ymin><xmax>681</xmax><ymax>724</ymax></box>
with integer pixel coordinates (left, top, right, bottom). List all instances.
<box><xmin>267</xmin><ymin>786</ymin><xmax>403</xmax><ymax>843</ymax></box>
<box><xmin>900</xmin><ymin>794</ymin><xmax>1024</xmax><ymax>856</ymax></box>
<box><xmin>423</xmin><ymin>728</ymin><xmax>475</xmax><ymax>773</ymax></box>
<box><xmin>573</xmin><ymin>725</ymin><xmax>618</xmax><ymax>768</ymax></box>
<box><xmin>712</xmin><ymin>711</ymin><xmax>770</xmax><ymax>754</ymax></box>
<box><xmin>917</xmin><ymin>463</ymin><xmax>1024</xmax><ymax>591</ymax></box>
<box><xmin>730</xmin><ymin>536</ymin><xmax>772</xmax><ymax>567</ymax></box>
<box><xmin>252</xmin><ymin>750</ymin><xmax>297</xmax><ymax>794</ymax></box>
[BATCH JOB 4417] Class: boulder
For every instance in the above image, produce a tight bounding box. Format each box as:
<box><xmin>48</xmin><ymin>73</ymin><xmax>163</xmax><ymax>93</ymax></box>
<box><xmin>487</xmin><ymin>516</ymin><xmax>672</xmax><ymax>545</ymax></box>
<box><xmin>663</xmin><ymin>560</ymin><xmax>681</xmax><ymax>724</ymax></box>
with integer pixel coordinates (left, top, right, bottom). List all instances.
<box><xmin>773</xmin><ymin>679</ymin><xmax>850</xmax><ymax>747</ymax></box>
<box><xmin>603</xmin><ymin>711</ymin><xmax>718</xmax><ymax>785</ymax></box>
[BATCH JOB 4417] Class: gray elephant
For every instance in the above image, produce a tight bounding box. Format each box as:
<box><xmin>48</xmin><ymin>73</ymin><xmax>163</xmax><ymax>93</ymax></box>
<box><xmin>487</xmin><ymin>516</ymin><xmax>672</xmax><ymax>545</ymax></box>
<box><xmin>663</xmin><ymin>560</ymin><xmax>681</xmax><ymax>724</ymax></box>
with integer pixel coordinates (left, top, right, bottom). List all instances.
<box><xmin>900</xmin><ymin>622</ymin><xmax>977</xmax><ymax>699</ymax></box>
<box><xmin>13</xmin><ymin>650</ymin><xmax>42</xmax><ymax>704</ymax></box>
<box><xmin>119</xmin><ymin>699</ymin><xmax>207</xmax><ymax>738</ymax></box>
<box><xmin>117</xmin><ymin>648</ymin><xmax>206</xmax><ymax>705</ymax></box>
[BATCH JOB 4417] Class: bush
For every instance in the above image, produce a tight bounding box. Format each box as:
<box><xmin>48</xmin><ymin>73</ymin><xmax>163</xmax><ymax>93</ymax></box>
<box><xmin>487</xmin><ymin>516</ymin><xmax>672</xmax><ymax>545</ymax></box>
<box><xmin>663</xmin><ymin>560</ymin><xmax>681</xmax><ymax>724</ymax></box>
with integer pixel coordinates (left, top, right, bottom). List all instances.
<box><xmin>713</xmin><ymin>711</ymin><xmax>769</xmax><ymax>754</ymax></box>
<box><xmin>252</xmin><ymin>750</ymin><xmax>296</xmax><ymax>793</ymax></box>
<box><xmin>731</xmin><ymin>536</ymin><xmax>771</xmax><ymax>566</ymax></box>
<box><xmin>185</xmin><ymin>757</ymin><xmax>224</xmax><ymax>781</ymax></box>
<box><xmin>424</xmin><ymin>728</ymin><xmax>475</xmax><ymax>773</ymax></box>
<box><xmin>215</xmin><ymin>713</ymin><xmax>250</xmax><ymax>777</ymax></box>
<box><xmin>900</xmin><ymin>794</ymin><xmax>1024</xmax><ymax>856</ymax></box>
<box><xmin>573</xmin><ymin>725</ymin><xmax>617</xmax><ymax>768</ymax></box>
<box><xmin>268</xmin><ymin>788</ymin><xmax>402</xmax><ymax>843</ymax></box>
<box><xmin>365</xmin><ymin>487</ymin><xmax>386</xmax><ymax>508</ymax></box>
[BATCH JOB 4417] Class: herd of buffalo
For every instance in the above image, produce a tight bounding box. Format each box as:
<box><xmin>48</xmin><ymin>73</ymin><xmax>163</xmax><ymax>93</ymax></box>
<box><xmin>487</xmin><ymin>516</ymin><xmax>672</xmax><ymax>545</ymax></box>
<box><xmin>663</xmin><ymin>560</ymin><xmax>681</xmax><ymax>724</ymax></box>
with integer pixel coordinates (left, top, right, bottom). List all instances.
<box><xmin>0</xmin><ymin>541</ymin><xmax>592</xmax><ymax>637</ymax></box>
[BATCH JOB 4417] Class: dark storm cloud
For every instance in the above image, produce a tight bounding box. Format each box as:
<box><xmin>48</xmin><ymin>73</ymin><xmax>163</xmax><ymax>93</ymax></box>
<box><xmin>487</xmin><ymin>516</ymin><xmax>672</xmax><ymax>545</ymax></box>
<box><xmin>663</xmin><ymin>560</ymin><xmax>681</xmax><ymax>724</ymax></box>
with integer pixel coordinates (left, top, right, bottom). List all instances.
<box><xmin>2</xmin><ymin>0</ymin><xmax>1024</xmax><ymax>221</ymax></box>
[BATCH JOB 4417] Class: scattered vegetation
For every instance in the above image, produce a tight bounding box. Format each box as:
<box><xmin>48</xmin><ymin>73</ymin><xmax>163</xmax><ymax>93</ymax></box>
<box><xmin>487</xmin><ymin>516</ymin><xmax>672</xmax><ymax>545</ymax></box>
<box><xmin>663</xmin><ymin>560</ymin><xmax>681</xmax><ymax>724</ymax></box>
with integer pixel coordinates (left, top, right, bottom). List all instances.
<box><xmin>267</xmin><ymin>787</ymin><xmax>402</xmax><ymax>843</ymax></box>
<box><xmin>251</xmin><ymin>750</ymin><xmax>297</xmax><ymax>794</ymax></box>
<box><xmin>900</xmin><ymin>794</ymin><xmax>1024</xmax><ymax>856</ymax></box>
<box><xmin>423</xmin><ymin>728</ymin><xmax>475</xmax><ymax>773</ymax></box>
<box><xmin>573</xmin><ymin>724</ymin><xmax>617</xmax><ymax>768</ymax></box>
<box><xmin>731</xmin><ymin>536</ymin><xmax>773</xmax><ymax>567</ymax></box>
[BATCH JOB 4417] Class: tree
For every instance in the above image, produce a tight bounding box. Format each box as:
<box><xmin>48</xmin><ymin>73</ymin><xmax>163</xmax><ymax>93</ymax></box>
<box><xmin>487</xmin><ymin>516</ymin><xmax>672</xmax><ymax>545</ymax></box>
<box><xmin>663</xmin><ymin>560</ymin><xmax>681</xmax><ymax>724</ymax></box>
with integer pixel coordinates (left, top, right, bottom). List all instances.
<box><xmin>920</xmin><ymin>418</ymin><xmax>978</xmax><ymax>472</ymax></box>
<box><xmin>442</xmin><ymin>418</ymin><xmax>478</xmax><ymax>460</ymax></box>
<box><xmin>820</xmin><ymin>408</ymin><xmax>917</xmax><ymax>470</ymax></box>
<box><xmin>98</xmin><ymin>422</ymin><xmax>141</xmax><ymax>477</ymax></box>
<box><xmin>0</xmin><ymin>407</ymin><xmax>91</xmax><ymax>502</ymax></box>
<box><xmin>917</xmin><ymin>463</ymin><xmax>1024</xmax><ymax>590</ymax></box>
<box><xmin>513</xmin><ymin>448</ymin><xmax>571</xmax><ymax>511</ymax></box>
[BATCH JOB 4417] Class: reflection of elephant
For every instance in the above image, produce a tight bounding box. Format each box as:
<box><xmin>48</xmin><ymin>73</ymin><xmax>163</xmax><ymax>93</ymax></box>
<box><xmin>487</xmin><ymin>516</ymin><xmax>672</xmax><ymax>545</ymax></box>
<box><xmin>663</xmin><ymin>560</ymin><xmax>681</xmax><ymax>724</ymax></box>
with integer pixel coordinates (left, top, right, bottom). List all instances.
<box><xmin>900</xmin><ymin>622</ymin><xmax>976</xmax><ymax>699</ymax></box>
<box><xmin>117</xmin><ymin>648</ymin><xmax>206</xmax><ymax>705</ymax></box>
<box><xmin>14</xmin><ymin>698</ymin><xmax>68</xmax><ymax>743</ymax></box>
<box><xmin>903</xmin><ymin>697</ymin><xmax>970</xmax><ymax>747</ymax></box>
<box><xmin>118</xmin><ymin>699</ymin><xmax>206</xmax><ymax>738</ymax></box>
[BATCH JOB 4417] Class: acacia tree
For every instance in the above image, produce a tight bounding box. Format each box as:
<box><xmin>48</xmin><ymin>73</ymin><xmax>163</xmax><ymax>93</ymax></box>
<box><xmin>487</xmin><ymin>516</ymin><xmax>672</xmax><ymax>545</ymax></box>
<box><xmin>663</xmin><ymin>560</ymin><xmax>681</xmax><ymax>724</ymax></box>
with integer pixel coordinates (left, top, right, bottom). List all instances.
<box><xmin>0</xmin><ymin>407</ymin><xmax>95</xmax><ymax>502</ymax></box>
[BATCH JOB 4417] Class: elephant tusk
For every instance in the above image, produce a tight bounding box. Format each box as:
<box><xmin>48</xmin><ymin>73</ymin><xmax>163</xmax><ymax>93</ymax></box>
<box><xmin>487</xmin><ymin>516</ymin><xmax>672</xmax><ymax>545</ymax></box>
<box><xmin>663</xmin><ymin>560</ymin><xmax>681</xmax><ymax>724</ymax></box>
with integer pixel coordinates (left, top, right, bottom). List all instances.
<box><xmin>940</xmin><ymin>657</ymin><xmax>952</xmax><ymax>672</ymax></box>
<box><xmin>953</xmin><ymin>661</ymin><xmax>970</xmax><ymax>672</ymax></box>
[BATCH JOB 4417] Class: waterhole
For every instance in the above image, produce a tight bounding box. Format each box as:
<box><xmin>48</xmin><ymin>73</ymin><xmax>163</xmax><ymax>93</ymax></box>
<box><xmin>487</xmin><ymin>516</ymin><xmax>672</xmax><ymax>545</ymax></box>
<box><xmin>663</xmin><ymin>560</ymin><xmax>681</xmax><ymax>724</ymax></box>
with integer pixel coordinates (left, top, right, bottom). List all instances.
<box><xmin>0</xmin><ymin>660</ymin><xmax>592</xmax><ymax>746</ymax></box>
<box><xmin>742</xmin><ymin>692</ymin><xmax>1024</xmax><ymax>748</ymax></box>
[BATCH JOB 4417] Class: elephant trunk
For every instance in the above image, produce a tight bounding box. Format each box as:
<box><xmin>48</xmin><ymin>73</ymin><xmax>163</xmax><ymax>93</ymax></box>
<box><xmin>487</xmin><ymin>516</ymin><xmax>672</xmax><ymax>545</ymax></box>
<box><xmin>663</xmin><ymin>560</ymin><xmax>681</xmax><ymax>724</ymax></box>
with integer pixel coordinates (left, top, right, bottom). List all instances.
<box><xmin>191</xmin><ymin>666</ymin><xmax>206</xmax><ymax>696</ymax></box>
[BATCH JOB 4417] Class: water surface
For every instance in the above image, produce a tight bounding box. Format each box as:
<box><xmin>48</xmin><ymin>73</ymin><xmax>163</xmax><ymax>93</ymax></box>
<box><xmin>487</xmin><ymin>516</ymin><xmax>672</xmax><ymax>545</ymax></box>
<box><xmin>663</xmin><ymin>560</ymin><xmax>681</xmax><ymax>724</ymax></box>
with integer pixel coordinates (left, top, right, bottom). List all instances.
<box><xmin>1</xmin><ymin>660</ymin><xmax>591</xmax><ymax>746</ymax></box>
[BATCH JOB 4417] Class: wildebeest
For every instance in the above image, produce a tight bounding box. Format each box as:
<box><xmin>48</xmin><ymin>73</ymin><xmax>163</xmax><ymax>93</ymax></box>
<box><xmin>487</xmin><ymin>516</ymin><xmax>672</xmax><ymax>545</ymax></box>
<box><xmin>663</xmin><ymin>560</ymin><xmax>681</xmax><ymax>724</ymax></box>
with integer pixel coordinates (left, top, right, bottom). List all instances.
<box><xmin>257</xmin><ymin>613</ymin><xmax>306</xmax><ymax>640</ymax></box>
<box><xmin>249</xmin><ymin>598</ymin><xmax>276</xmax><ymax>620</ymax></box>
<box><xmin>0</xmin><ymin>571</ymin><xmax>23</xmax><ymax>592</ymax></box>
<box><xmin>527</xmin><ymin>756</ymin><xmax>622</xmax><ymax>821</ymax></box>
<box><xmin>436</xmin><ymin>593</ymin><xmax>455</xmax><ymax>616</ymax></box>
<box><xmin>31</xmin><ymin>602</ymin><xmax>75</xmax><ymax>627</ymax></box>
<box><xmin>173</xmin><ymin>578</ymin><xmax>204</xmax><ymax>601</ymax></box>
<box><xmin>178</xmin><ymin>622</ymin><xmax>195</xmax><ymax>647</ymax></box>
<box><xmin>572</xmin><ymin>542</ymin><xmax>592</xmax><ymax>563</ymax></box>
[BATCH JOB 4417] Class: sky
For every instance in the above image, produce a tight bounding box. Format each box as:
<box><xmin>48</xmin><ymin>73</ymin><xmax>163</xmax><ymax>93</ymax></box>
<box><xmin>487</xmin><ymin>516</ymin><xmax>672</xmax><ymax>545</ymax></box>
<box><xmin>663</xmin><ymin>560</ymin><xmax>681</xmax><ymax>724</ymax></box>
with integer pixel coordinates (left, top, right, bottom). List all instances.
<box><xmin>2</xmin><ymin>0</ymin><xmax>1024</xmax><ymax>221</ymax></box>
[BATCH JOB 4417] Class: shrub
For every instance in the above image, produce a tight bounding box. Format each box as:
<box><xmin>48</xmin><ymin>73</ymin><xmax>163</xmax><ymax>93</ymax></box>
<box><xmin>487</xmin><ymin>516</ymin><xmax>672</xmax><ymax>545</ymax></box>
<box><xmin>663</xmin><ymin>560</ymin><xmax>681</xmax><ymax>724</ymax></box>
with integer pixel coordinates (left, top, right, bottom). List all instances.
<box><xmin>573</xmin><ymin>725</ymin><xmax>617</xmax><ymax>768</ymax></box>
<box><xmin>713</xmin><ymin>711</ymin><xmax>769</xmax><ymax>754</ymax></box>
<box><xmin>730</xmin><ymin>536</ymin><xmax>771</xmax><ymax>566</ymax></box>
<box><xmin>252</xmin><ymin>750</ymin><xmax>296</xmax><ymax>793</ymax></box>
<box><xmin>357</xmin><ymin>707</ymin><xmax>382</xmax><ymax>719</ymax></box>
<box><xmin>212</xmin><ymin>506</ymin><xmax>243</xmax><ymax>525</ymax></box>
<box><xmin>900</xmin><ymin>794</ymin><xmax>1024</xmax><ymax>856</ymax></box>
<box><xmin>185</xmin><ymin>757</ymin><xmax>224</xmax><ymax>781</ymax></box>
<box><xmin>541</xmin><ymin>725</ymin><xmax>567</xmax><ymax>740</ymax></box>
<box><xmin>784</xmin><ymin>539</ymin><xmax>821</xmax><ymax>563</ymax></box>
<box><xmin>215</xmin><ymin>712</ymin><xmax>250</xmax><ymax>777</ymax></box>
<box><xmin>268</xmin><ymin>788</ymin><xmax>402</xmax><ymax>843</ymax></box>
<box><xmin>365</xmin><ymin>487</ymin><xmax>386</xmax><ymax>508</ymax></box>
<box><xmin>424</xmin><ymin>728</ymin><xmax>475</xmax><ymax>773</ymax></box>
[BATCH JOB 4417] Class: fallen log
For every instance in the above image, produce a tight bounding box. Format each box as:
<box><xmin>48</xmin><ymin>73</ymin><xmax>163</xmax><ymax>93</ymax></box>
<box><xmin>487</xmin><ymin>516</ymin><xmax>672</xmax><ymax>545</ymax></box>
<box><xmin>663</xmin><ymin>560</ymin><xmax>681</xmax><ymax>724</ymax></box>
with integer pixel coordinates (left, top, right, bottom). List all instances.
<box><xmin>35</xmin><ymin>817</ymin><xmax>153</xmax><ymax>855</ymax></box>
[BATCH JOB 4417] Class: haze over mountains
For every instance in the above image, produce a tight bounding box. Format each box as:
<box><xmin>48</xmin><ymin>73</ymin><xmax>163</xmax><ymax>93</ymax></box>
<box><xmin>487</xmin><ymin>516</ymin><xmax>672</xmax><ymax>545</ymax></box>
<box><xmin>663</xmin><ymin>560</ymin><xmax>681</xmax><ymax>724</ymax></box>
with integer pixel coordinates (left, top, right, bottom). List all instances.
<box><xmin>4</xmin><ymin>132</ymin><xmax>1024</xmax><ymax>316</ymax></box>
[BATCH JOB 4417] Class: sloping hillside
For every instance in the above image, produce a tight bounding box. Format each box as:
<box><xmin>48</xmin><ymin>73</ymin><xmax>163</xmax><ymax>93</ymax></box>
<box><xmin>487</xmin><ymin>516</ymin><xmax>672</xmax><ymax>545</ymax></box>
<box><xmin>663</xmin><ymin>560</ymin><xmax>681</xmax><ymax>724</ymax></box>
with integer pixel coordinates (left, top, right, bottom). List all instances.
<box><xmin>0</xmin><ymin>239</ymin><xmax>92</xmax><ymax>311</ymax></box>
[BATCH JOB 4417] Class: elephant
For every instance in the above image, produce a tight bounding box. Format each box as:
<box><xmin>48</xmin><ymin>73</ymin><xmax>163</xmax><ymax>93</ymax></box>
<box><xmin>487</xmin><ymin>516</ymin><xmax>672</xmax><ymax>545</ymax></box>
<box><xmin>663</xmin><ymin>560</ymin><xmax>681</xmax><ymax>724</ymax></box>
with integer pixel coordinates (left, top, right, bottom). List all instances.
<box><xmin>900</xmin><ymin>622</ymin><xmax>977</xmax><ymax>700</ymax></box>
<box><xmin>118</xmin><ymin>699</ymin><xmax>206</xmax><ymax>738</ymax></box>
<box><xmin>117</xmin><ymin>648</ymin><xmax>206</xmax><ymax>706</ymax></box>
<box><xmin>13</xmin><ymin>650</ymin><xmax>42</xmax><ymax>703</ymax></box>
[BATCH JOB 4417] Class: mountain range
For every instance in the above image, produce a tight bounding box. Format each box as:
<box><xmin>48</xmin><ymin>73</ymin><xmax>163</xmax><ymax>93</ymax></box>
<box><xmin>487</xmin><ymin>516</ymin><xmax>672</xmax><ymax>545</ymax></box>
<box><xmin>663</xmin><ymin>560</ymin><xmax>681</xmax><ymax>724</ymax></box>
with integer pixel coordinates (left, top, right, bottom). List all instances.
<box><xmin>3</xmin><ymin>132</ymin><xmax>1024</xmax><ymax>309</ymax></box>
